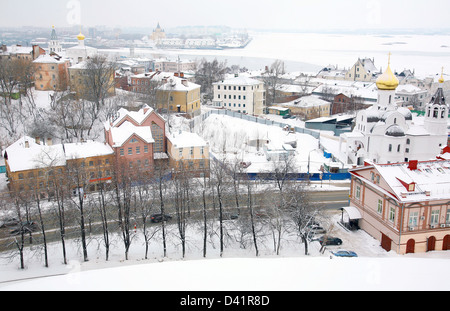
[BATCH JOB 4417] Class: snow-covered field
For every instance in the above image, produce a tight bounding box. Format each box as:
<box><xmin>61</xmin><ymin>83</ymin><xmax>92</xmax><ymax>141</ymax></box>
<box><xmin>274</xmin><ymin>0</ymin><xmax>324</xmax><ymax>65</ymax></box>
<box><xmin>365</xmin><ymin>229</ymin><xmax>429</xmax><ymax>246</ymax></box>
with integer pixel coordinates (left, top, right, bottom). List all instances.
<box><xmin>2</xmin><ymin>210</ymin><xmax>450</xmax><ymax>291</ymax></box>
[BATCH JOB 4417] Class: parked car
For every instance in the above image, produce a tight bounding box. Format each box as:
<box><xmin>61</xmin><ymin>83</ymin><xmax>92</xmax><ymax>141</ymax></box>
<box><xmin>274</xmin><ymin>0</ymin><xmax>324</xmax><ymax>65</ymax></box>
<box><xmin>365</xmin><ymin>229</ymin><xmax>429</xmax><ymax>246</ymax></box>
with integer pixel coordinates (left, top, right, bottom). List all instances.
<box><xmin>150</xmin><ymin>214</ymin><xmax>172</xmax><ymax>223</ymax></box>
<box><xmin>307</xmin><ymin>225</ymin><xmax>326</xmax><ymax>235</ymax></box>
<box><xmin>282</xmin><ymin>114</ymin><xmax>291</xmax><ymax>119</ymax></box>
<box><xmin>221</xmin><ymin>212</ymin><xmax>239</xmax><ymax>220</ymax></box>
<box><xmin>0</xmin><ymin>217</ymin><xmax>19</xmax><ymax>228</ymax></box>
<box><xmin>9</xmin><ymin>221</ymin><xmax>38</xmax><ymax>235</ymax></box>
<box><xmin>318</xmin><ymin>236</ymin><xmax>342</xmax><ymax>246</ymax></box>
<box><xmin>331</xmin><ymin>250</ymin><xmax>358</xmax><ymax>257</ymax></box>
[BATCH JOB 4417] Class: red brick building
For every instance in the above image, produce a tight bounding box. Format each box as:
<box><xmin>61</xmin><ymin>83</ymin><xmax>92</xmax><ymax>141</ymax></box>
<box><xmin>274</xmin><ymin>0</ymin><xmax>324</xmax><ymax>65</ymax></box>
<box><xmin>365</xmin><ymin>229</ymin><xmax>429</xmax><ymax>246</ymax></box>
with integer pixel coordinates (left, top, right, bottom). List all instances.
<box><xmin>104</xmin><ymin>104</ymin><xmax>167</xmax><ymax>175</ymax></box>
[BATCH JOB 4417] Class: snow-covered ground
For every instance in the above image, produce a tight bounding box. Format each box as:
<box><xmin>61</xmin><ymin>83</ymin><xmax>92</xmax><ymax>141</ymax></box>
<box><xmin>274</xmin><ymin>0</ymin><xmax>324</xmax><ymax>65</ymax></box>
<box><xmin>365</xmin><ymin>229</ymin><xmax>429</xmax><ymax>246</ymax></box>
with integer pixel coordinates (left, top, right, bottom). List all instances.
<box><xmin>1</xmin><ymin>210</ymin><xmax>450</xmax><ymax>291</ymax></box>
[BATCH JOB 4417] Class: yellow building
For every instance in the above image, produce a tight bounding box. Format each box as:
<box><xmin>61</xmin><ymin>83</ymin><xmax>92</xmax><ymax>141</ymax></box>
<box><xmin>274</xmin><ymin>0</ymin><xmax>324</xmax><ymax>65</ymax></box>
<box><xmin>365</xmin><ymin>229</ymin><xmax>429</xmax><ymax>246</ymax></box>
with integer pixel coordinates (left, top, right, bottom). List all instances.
<box><xmin>166</xmin><ymin>131</ymin><xmax>209</xmax><ymax>177</ymax></box>
<box><xmin>150</xmin><ymin>22</ymin><xmax>166</xmax><ymax>43</ymax></box>
<box><xmin>68</xmin><ymin>60</ymin><xmax>116</xmax><ymax>99</ymax></box>
<box><xmin>345</xmin><ymin>58</ymin><xmax>379</xmax><ymax>82</ymax></box>
<box><xmin>156</xmin><ymin>76</ymin><xmax>201</xmax><ymax>117</ymax></box>
<box><xmin>3</xmin><ymin>136</ymin><xmax>114</xmax><ymax>197</ymax></box>
<box><xmin>279</xmin><ymin>95</ymin><xmax>330</xmax><ymax>121</ymax></box>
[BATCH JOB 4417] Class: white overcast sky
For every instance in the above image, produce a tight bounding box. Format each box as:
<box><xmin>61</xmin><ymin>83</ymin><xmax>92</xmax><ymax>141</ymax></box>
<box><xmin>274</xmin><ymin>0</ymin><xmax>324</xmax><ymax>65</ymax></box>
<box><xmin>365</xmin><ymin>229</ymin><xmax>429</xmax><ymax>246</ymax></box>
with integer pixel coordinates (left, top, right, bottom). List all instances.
<box><xmin>1</xmin><ymin>0</ymin><xmax>450</xmax><ymax>31</ymax></box>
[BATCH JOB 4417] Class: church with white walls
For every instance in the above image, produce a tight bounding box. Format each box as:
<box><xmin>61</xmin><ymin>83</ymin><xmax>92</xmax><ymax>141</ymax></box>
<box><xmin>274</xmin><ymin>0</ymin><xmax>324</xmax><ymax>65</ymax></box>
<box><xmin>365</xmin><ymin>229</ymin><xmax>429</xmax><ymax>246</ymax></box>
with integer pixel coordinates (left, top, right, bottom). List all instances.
<box><xmin>339</xmin><ymin>57</ymin><xmax>448</xmax><ymax>166</ymax></box>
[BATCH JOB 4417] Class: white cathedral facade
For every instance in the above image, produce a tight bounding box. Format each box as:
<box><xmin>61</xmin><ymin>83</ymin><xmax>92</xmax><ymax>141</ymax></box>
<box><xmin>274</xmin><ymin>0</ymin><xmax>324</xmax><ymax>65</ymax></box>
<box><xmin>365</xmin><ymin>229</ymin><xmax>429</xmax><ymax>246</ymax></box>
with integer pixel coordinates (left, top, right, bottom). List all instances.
<box><xmin>339</xmin><ymin>60</ymin><xmax>447</xmax><ymax>166</ymax></box>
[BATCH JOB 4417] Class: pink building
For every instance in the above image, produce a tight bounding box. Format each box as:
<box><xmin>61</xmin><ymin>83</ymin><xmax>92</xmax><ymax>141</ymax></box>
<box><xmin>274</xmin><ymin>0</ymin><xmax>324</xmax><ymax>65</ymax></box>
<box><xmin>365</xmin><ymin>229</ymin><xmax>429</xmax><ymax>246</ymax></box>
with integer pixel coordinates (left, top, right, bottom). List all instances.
<box><xmin>348</xmin><ymin>157</ymin><xmax>450</xmax><ymax>254</ymax></box>
<box><xmin>104</xmin><ymin>104</ymin><xmax>167</xmax><ymax>175</ymax></box>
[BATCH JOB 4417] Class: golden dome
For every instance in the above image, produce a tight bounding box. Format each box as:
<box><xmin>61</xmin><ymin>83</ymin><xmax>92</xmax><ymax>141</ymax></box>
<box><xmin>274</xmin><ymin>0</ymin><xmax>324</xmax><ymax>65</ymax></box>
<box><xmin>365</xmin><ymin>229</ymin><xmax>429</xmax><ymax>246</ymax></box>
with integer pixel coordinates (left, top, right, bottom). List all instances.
<box><xmin>439</xmin><ymin>67</ymin><xmax>445</xmax><ymax>84</ymax></box>
<box><xmin>376</xmin><ymin>53</ymin><xmax>399</xmax><ymax>91</ymax></box>
<box><xmin>376</xmin><ymin>65</ymin><xmax>399</xmax><ymax>90</ymax></box>
<box><xmin>77</xmin><ymin>32</ymin><xmax>85</xmax><ymax>41</ymax></box>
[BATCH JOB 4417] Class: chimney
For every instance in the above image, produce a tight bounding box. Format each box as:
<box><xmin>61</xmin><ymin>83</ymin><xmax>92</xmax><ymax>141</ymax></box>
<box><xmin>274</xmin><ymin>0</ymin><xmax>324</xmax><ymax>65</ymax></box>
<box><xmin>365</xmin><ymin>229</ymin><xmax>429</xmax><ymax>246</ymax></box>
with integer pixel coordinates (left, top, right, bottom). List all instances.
<box><xmin>180</xmin><ymin>72</ymin><xmax>184</xmax><ymax>78</ymax></box>
<box><xmin>35</xmin><ymin>137</ymin><xmax>40</xmax><ymax>144</ymax></box>
<box><xmin>408</xmin><ymin>160</ymin><xmax>418</xmax><ymax>171</ymax></box>
<box><xmin>47</xmin><ymin>137</ymin><xmax>53</xmax><ymax>146</ymax></box>
<box><xmin>174</xmin><ymin>72</ymin><xmax>179</xmax><ymax>77</ymax></box>
<box><xmin>24</xmin><ymin>140</ymin><xmax>29</xmax><ymax>148</ymax></box>
<box><xmin>181</xmin><ymin>79</ymin><xmax>188</xmax><ymax>87</ymax></box>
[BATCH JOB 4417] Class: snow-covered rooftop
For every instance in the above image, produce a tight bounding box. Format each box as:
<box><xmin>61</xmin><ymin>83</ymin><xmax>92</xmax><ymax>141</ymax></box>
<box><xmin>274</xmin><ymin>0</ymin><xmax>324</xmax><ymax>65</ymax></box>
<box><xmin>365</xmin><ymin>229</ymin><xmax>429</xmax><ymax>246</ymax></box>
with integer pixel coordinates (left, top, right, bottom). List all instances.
<box><xmin>4</xmin><ymin>137</ymin><xmax>114</xmax><ymax>172</ymax></box>
<box><xmin>354</xmin><ymin>160</ymin><xmax>450</xmax><ymax>202</ymax></box>
<box><xmin>110</xmin><ymin>121</ymin><xmax>154</xmax><ymax>147</ymax></box>
<box><xmin>167</xmin><ymin>130</ymin><xmax>208</xmax><ymax>148</ymax></box>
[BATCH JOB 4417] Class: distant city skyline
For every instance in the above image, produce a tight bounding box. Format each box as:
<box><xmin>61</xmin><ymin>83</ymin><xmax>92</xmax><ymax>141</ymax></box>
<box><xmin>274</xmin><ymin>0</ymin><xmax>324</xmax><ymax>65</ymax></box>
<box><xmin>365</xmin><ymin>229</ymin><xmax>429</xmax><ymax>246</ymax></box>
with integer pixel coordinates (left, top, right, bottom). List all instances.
<box><xmin>1</xmin><ymin>0</ymin><xmax>450</xmax><ymax>32</ymax></box>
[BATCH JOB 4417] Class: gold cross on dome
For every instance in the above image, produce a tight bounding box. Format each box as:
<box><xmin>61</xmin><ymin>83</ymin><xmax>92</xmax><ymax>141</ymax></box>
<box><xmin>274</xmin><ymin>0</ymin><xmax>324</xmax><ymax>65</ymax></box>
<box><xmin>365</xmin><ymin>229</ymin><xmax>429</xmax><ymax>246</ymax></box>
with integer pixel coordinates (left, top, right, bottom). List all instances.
<box><xmin>388</xmin><ymin>52</ymin><xmax>392</xmax><ymax>66</ymax></box>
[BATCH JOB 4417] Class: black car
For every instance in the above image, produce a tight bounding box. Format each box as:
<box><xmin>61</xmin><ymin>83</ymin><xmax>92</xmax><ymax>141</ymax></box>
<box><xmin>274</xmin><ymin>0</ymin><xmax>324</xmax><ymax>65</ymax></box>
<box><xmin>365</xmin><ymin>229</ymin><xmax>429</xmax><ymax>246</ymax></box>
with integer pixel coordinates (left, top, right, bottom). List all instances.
<box><xmin>221</xmin><ymin>212</ymin><xmax>239</xmax><ymax>220</ymax></box>
<box><xmin>0</xmin><ymin>217</ymin><xmax>19</xmax><ymax>228</ymax></box>
<box><xmin>9</xmin><ymin>221</ymin><xmax>38</xmax><ymax>235</ymax></box>
<box><xmin>318</xmin><ymin>236</ymin><xmax>342</xmax><ymax>246</ymax></box>
<box><xmin>150</xmin><ymin>214</ymin><xmax>172</xmax><ymax>223</ymax></box>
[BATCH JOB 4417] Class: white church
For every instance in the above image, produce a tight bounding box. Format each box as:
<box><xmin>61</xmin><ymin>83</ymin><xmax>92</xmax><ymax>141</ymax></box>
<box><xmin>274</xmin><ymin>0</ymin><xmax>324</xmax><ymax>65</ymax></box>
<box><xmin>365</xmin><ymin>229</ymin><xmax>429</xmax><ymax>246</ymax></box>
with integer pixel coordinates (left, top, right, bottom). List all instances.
<box><xmin>339</xmin><ymin>57</ymin><xmax>448</xmax><ymax>166</ymax></box>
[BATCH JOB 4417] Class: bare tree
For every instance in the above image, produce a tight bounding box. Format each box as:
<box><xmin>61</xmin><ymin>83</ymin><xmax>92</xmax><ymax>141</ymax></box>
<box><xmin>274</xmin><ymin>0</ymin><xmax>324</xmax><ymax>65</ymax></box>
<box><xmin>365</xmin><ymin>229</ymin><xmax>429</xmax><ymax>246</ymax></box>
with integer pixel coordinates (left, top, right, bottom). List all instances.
<box><xmin>262</xmin><ymin>59</ymin><xmax>286</xmax><ymax>106</ymax></box>
<box><xmin>194</xmin><ymin>58</ymin><xmax>227</xmax><ymax>100</ymax></box>
<box><xmin>66</xmin><ymin>161</ymin><xmax>89</xmax><ymax>262</ymax></box>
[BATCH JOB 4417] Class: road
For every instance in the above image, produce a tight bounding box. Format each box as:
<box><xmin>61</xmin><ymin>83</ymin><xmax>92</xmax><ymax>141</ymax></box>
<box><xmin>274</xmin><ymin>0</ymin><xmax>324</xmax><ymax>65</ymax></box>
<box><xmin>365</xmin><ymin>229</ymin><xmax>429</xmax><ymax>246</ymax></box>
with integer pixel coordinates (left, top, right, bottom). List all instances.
<box><xmin>0</xmin><ymin>185</ymin><xmax>350</xmax><ymax>252</ymax></box>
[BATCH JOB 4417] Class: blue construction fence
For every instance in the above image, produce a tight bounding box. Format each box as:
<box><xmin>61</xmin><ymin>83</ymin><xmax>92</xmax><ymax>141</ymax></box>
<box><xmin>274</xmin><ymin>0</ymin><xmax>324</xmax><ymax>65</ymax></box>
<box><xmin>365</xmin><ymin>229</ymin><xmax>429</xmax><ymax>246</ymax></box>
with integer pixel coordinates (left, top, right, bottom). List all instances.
<box><xmin>240</xmin><ymin>172</ymin><xmax>350</xmax><ymax>181</ymax></box>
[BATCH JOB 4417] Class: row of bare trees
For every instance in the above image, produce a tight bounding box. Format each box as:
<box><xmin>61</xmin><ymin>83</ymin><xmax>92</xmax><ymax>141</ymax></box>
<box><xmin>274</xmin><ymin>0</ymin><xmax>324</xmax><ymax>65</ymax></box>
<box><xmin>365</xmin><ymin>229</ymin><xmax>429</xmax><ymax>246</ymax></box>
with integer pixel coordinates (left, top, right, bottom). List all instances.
<box><xmin>1</xmin><ymin>153</ymin><xmax>324</xmax><ymax>270</ymax></box>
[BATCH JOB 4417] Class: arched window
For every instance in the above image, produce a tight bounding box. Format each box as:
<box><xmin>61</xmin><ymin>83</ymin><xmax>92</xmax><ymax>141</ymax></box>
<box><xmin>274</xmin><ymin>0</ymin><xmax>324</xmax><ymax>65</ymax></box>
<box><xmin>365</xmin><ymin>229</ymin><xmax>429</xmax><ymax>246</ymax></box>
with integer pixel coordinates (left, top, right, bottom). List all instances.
<box><xmin>388</xmin><ymin>144</ymin><xmax>392</xmax><ymax>152</ymax></box>
<box><xmin>389</xmin><ymin>95</ymin><xmax>392</xmax><ymax>104</ymax></box>
<box><xmin>406</xmin><ymin>138</ymin><xmax>410</xmax><ymax>145</ymax></box>
<box><xmin>394</xmin><ymin>118</ymin><xmax>397</xmax><ymax>124</ymax></box>
<box><xmin>434</xmin><ymin>107</ymin><xmax>439</xmax><ymax>118</ymax></box>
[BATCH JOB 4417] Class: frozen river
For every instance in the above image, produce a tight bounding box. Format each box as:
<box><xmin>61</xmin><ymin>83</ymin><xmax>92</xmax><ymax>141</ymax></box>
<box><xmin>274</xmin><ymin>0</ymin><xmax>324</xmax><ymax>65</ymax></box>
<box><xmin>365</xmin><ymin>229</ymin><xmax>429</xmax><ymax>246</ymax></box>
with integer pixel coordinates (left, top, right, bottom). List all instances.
<box><xmin>102</xmin><ymin>31</ymin><xmax>450</xmax><ymax>78</ymax></box>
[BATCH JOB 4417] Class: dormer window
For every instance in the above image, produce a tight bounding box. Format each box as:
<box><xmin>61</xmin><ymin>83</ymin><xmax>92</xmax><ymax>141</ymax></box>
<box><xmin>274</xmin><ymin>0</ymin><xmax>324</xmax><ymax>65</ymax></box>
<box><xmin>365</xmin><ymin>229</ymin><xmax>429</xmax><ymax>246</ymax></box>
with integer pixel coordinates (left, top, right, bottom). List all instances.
<box><xmin>396</xmin><ymin>177</ymin><xmax>416</xmax><ymax>192</ymax></box>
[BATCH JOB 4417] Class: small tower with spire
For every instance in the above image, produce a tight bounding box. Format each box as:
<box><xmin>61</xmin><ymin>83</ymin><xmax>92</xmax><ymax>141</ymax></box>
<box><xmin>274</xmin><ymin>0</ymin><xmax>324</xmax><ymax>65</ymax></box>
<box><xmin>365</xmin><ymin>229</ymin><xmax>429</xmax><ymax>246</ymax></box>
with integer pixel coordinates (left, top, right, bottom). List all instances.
<box><xmin>49</xmin><ymin>25</ymin><xmax>62</xmax><ymax>54</ymax></box>
<box><xmin>424</xmin><ymin>67</ymin><xmax>447</xmax><ymax>135</ymax></box>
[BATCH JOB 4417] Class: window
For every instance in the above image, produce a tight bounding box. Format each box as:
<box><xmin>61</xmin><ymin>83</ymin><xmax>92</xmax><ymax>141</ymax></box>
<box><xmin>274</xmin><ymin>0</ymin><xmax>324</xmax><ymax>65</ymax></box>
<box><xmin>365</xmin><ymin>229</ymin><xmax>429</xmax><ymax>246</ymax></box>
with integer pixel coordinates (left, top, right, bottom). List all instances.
<box><xmin>446</xmin><ymin>209</ymin><xmax>450</xmax><ymax>224</ymax></box>
<box><xmin>409</xmin><ymin>211</ymin><xmax>418</xmax><ymax>227</ymax></box>
<box><xmin>144</xmin><ymin>145</ymin><xmax>148</xmax><ymax>153</ymax></box>
<box><xmin>136</xmin><ymin>146</ymin><xmax>140</xmax><ymax>154</ymax></box>
<box><xmin>190</xmin><ymin>147</ymin><xmax>194</xmax><ymax>157</ymax></box>
<box><xmin>389</xmin><ymin>207</ymin><xmax>395</xmax><ymax>223</ymax></box>
<box><xmin>356</xmin><ymin>185</ymin><xmax>361</xmax><ymax>199</ymax></box>
<box><xmin>130</xmin><ymin>138</ymin><xmax>138</xmax><ymax>143</ymax></box>
<box><xmin>89</xmin><ymin>161</ymin><xmax>94</xmax><ymax>166</ymax></box>
<box><xmin>18</xmin><ymin>173</ymin><xmax>24</xmax><ymax>180</ymax></box>
<box><xmin>431</xmin><ymin>210</ymin><xmax>440</xmax><ymax>225</ymax></box>
<box><xmin>120</xmin><ymin>148</ymin><xmax>124</xmax><ymax>156</ymax></box>
<box><xmin>179</xmin><ymin>148</ymin><xmax>183</xmax><ymax>157</ymax></box>
<box><xmin>388</xmin><ymin>144</ymin><xmax>392</xmax><ymax>152</ymax></box>
<box><xmin>377</xmin><ymin>199</ymin><xmax>383</xmax><ymax>214</ymax></box>
<box><xmin>128</xmin><ymin>147</ymin><xmax>132</xmax><ymax>155</ymax></box>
